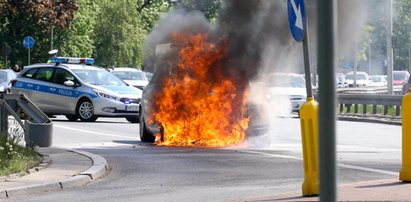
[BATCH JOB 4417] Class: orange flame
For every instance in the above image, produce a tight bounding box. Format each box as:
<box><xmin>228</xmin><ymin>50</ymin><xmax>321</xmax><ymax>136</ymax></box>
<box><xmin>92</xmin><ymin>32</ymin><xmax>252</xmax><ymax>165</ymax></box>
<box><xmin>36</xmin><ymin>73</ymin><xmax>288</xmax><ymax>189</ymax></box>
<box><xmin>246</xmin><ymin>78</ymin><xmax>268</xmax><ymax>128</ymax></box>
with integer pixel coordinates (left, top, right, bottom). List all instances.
<box><xmin>153</xmin><ymin>33</ymin><xmax>249</xmax><ymax>147</ymax></box>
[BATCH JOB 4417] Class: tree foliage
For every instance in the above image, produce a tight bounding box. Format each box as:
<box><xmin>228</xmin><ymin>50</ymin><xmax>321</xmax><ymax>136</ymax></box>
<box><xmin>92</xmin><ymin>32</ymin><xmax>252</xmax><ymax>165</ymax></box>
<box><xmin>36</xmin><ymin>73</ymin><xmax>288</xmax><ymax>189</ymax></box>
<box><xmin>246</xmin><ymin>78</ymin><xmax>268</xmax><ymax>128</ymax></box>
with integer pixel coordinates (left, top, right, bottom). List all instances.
<box><xmin>175</xmin><ymin>0</ymin><xmax>221</xmax><ymax>22</ymax></box>
<box><xmin>0</xmin><ymin>0</ymin><xmax>79</xmax><ymax>67</ymax></box>
<box><xmin>92</xmin><ymin>0</ymin><xmax>172</xmax><ymax>68</ymax></box>
<box><xmin>58</xmin><ymin>0</ymin><xmax>99</xmax><ymax>58</ymax></box>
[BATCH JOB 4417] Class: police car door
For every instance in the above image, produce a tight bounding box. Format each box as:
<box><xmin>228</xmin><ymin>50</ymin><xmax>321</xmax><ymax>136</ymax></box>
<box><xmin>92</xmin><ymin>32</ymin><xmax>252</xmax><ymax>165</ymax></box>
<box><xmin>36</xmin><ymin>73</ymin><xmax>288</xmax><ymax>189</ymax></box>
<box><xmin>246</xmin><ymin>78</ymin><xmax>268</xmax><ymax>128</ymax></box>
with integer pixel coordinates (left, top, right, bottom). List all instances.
<box><xmin>48</xmin><ymin>68</ymin><xmax>78</xmax><ymax>114</ymax></box>
<box><xmin>29</xmin><ymin>67</ymin><xmax>56</xmax><ymax>113</ymax></box>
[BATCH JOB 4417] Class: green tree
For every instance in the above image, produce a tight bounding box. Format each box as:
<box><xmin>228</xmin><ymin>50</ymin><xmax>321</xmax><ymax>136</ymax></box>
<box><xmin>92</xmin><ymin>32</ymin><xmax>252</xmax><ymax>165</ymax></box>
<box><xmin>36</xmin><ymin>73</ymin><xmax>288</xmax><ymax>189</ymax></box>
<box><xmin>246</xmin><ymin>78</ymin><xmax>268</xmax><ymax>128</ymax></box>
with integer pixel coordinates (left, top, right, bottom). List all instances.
<box><xmin>0</xmin><ymin>0</ymin><xmax>78</xmax><ymax>67</ymax></box>
<box><xmin>94</xmin><ymin>0</ymin><xmax>172</xmax><ymax>68</ymax></box>
<box><xmin>57</xmin><ymin>0</ymin><xmax>99</xmax><ymax>58</ymax></box>
<box><xmin>393</xmin><ymin>0</ymin><xmax>411</xmax><ymax>71</ymax></box>
<box><xmin>175</xmin><ymin>0</ymin><xmax>221</xmax><ymax>22</ymax></box>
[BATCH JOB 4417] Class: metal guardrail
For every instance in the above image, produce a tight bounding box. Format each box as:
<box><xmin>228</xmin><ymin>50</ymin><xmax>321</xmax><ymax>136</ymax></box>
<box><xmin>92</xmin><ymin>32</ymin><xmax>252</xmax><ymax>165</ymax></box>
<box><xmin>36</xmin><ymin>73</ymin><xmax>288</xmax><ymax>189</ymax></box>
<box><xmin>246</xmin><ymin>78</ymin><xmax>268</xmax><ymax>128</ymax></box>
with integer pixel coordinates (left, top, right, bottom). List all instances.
<box><xmin>336</xmin><ymin>93</ymin><xmax>403</xmax><ymax>117</ymax></box>
<box><xmin>0</xmin><ymin>94</ymin><xmax>53</xmax><ymax>147</ymax></box>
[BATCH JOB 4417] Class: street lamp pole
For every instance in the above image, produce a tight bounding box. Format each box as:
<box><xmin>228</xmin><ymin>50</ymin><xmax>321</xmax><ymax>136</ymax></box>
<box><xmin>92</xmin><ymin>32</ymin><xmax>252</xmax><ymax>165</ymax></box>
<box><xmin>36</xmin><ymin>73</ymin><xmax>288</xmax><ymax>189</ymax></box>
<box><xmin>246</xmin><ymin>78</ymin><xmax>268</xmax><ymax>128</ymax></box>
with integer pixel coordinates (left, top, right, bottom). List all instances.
<box><xmin>50</xmin><ymin>26</ymin><xmax>54</xmax><ymax>51</ymax></box>
<box><xmin>387</xmin><ymin>0</ymin><xmax>393</xmax><ymax>94</ymax></box>
<box><xmin>369</xmin><ymin>39</ymin><xmax>372</xmax><ymax>74</ymax></box>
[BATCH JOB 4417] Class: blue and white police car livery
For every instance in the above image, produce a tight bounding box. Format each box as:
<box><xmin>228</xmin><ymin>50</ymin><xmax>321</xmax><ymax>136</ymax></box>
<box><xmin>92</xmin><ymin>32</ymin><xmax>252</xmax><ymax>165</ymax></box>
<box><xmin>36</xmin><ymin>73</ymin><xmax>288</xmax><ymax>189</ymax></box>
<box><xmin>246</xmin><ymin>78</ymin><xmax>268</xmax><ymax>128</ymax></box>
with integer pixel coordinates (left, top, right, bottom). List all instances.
<box><xmin>10</xmin><ymin>57</ymin><xmax>142</xmax><ymax>123</ymax></box>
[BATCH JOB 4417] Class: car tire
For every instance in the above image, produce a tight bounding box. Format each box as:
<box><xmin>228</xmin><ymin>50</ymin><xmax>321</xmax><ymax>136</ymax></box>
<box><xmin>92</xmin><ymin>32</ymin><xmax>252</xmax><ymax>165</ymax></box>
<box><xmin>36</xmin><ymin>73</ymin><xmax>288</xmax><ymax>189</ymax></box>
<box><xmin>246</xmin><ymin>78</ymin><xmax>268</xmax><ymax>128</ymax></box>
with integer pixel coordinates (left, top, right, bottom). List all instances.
<box><xmin>77</xmin><ymin>99</ymin><xmax>98</xmax><ymax>122</ymax></box>
<box><xmin>65</xmin><ymin>115</ymin><xmax>79</xmax><ymax>121</ymax></box>
<box><xmin>126</xmin><ymin>116</ymin><xmax>139</xmax><ymax>123</ymax></box>
<box><xmin>139</xmin><ymin>111</ymin><xmax>155</xmax><ymax>142</ymax></box>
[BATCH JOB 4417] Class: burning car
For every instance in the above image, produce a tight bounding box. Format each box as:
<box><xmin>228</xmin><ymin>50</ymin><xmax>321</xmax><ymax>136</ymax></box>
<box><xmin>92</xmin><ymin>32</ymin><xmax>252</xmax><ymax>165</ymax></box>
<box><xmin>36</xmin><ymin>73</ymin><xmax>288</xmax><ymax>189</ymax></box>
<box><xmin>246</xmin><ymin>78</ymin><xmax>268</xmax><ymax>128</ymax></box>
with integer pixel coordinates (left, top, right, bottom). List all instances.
<box><xmin>139</xmin><ymin>34</ymin><xmax>270</xmax><ymax>147</ymax></box>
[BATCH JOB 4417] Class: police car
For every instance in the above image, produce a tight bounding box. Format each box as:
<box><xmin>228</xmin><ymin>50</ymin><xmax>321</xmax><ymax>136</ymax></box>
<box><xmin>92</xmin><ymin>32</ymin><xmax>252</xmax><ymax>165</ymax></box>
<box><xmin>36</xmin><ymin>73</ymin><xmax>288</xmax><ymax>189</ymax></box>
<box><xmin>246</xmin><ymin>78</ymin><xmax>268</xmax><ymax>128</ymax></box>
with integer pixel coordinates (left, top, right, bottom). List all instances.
<box><xmin>10</xmin><ymin>57</ymin><xmax>142</xmax><ymax>123</ymax></box>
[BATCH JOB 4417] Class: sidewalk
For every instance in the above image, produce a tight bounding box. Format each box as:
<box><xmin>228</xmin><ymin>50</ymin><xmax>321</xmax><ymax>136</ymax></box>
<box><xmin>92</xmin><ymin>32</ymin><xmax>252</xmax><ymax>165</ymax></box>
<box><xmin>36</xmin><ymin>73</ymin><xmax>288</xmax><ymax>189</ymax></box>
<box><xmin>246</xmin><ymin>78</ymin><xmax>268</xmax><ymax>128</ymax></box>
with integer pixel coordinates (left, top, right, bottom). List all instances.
<box><xmin>246</xmin><ymin>178</ymin><xmax>411</xmax><ymax>201</ymax></box>
<box><xmin>0</xmin><ymin>147</ymin><xmax>109</xmax><ymax>200</ymax></box>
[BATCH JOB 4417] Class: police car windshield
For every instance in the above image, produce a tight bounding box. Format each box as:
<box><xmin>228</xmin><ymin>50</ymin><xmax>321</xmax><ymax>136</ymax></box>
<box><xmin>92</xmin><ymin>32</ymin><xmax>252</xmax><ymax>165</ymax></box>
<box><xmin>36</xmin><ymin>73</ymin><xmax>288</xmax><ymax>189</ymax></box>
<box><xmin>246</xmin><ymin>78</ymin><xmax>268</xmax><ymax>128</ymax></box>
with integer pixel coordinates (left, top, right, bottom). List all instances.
<box><xmin>72</xmin><ymin>69</ymin><xmax>126</xmax><ymax>86</ymax></box>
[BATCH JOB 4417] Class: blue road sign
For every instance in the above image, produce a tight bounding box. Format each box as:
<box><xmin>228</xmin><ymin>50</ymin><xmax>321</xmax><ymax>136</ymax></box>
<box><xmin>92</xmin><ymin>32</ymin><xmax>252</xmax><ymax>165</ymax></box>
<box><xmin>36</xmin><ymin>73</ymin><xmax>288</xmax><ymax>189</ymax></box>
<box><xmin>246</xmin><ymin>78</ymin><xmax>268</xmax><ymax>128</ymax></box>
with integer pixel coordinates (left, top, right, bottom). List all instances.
<box><xmin>23</xmin><ymin>36</ymin><xmax>35</xmax><ymax>49</ymax></box>
<box><xmin>287</xmin><ymin>0</ymin><xmax>306</xmax><ymax>42</ymax></box>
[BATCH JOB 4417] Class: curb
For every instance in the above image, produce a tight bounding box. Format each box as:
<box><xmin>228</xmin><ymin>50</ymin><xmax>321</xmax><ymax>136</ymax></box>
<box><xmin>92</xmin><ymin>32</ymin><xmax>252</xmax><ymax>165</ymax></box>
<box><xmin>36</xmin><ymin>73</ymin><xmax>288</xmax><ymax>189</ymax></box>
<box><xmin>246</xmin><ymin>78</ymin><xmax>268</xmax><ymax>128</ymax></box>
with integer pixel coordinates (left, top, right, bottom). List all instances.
<box><xmin>71</xmin><ymin>149</ymin><xmax>109</xmax><ymax>180</ymax></box>
<box><xmin>1</xmin><ymin>149</ymin><xmax>109</xmax><ymax>199</ymax></box>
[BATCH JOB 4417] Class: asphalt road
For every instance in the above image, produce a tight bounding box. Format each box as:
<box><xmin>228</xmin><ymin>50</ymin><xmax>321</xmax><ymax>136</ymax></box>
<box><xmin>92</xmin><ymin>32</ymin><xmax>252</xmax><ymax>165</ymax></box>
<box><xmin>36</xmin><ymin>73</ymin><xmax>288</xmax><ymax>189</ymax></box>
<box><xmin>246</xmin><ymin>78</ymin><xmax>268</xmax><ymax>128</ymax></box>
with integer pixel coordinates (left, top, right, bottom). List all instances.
<box><xmin>7</xmin><ymin>115</ymin><xmax>402</xmax><ymax>202</ymax></box>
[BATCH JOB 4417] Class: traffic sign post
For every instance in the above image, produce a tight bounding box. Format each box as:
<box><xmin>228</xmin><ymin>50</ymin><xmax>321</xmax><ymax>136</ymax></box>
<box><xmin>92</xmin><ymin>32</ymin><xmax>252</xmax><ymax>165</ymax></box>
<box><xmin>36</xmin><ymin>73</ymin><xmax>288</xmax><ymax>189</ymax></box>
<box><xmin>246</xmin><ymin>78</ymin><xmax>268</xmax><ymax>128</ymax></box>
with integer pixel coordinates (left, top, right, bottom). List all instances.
<box><xmin>288</xmin><ymin>0</ymin><xmax>320</xmax><ymax>196</ymax></box>
<box><xmin>288</xmin><ymin>0</ymin><xmax>305</xmax><ymax>42</ymax></box>
<box><xmin>288</xmin><ymin>0</ymin><xmax>312</xmax><ymax>98</ymax></box>
<box><xmin>23</xmin><ymin>36</ymin><xmax>35</xmax><ymax>65</ymax></box>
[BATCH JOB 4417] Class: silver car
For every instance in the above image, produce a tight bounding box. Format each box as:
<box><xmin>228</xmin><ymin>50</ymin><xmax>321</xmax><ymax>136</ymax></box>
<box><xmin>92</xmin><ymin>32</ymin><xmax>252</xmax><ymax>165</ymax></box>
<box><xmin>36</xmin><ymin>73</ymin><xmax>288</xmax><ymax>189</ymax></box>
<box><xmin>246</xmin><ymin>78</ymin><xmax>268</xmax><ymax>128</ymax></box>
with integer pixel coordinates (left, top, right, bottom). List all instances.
<box><xmin>265</xmin><ymin>73</ymin><xmax>307</xmax><ymax>116</ymax></box>
<box><xmin>10</xmin><ymin>57</ymin><xmax>142</xmax><ymax>123</ymax></box>
<box><xmin>110</xmin><ymin>67</ymin><xmax>149</xmax><ymax>90</ymax></box>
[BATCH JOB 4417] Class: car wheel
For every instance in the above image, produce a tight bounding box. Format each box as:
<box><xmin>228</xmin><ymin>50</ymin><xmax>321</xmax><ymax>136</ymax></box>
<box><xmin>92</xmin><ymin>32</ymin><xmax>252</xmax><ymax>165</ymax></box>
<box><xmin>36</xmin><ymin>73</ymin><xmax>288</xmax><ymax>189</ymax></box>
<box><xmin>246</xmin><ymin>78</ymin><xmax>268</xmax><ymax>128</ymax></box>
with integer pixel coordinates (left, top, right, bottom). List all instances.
<box><xmin>139</xmin><ymin>112</ymin><xmax>155</xmax><ymax>142</ymax></box>
<box><xmin>126</xmin><ymin>116</ymin><xmax>139</xmax><ymax>123</ymax></box>
<box><xmin>77</xmin><ymin>99</ymin><xmax>98</xmax><ymax>122</ymax></box>
<box><xmin>65</xmin><ymin>115</ymin><xmax>79</xmax><ymax>121</ymax></box>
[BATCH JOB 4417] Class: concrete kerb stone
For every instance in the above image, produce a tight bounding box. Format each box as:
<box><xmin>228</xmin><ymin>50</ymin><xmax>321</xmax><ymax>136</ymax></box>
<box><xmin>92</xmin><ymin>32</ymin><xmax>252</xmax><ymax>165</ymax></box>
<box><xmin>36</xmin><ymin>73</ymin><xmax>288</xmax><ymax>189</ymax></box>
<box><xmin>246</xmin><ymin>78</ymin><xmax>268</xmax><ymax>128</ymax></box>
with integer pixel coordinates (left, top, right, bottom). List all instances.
<box><xmin>70</xmin><ymin>149</ymin><xmax>109</xmax><ymax>180</ymax></box>
<box><xmin>59</xmin><ymin>175</ymin><xmax>91</xmax><ymax>189</ymax></box>
<box><xmin>5</xmin><ymin>181</ymin><xmax>62</xmax><ymax>198</ymax></box>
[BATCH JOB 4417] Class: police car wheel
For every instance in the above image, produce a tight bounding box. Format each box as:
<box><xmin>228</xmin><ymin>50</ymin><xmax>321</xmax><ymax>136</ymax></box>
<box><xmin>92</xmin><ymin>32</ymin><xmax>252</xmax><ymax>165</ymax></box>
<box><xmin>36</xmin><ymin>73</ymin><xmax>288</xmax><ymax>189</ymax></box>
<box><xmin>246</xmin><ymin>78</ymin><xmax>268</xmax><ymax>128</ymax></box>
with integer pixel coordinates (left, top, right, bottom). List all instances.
<box><xmin>139</xmin><ymin>112</ymin><xmax>155</xmax><ymax>142</ymax></box>
<box><xmin>65</xmin><ymin>115</ymin><xmax>79</xmax><ymax>121</ymax></box>
<box><xmin>77</xmin><ymin>99</ymin><xmax>98</xmax><ymax>122</ymax></box>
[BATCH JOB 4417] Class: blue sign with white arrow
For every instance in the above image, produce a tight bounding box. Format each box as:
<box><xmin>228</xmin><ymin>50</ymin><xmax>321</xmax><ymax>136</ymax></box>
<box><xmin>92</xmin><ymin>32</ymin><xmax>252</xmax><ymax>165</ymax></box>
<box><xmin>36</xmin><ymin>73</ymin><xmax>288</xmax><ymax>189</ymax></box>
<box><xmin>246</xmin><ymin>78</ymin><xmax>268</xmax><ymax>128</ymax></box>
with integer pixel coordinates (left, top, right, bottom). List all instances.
<box><xmin>287</xmin><ymin>0</ymin><xmax>305</xmax><ymax>42</ymax></box>
<box><xmin>23</xmin><ymin>36</ymin><xmax>35</xmax><ymax>49</ymax></box>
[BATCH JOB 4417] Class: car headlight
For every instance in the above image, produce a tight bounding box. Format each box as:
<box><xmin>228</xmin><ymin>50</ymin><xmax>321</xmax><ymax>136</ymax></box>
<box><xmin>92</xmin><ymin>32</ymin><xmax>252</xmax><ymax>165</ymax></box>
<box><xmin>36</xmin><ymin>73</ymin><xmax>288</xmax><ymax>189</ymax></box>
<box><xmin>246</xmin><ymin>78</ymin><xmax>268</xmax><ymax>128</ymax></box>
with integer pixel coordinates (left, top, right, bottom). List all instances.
<box><xmin>93</xmin><ymin>89</ymin><xmax>117</xmax><ymax>100</ymax></box>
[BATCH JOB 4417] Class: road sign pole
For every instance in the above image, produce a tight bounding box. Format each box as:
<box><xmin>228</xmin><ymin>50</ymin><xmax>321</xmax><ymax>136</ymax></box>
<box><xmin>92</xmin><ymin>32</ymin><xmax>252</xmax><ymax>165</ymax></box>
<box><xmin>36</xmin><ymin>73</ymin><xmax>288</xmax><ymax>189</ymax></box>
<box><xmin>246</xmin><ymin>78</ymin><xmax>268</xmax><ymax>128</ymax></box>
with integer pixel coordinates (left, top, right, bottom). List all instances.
<box><xmin>23</xmin><ymin>36</ymin><xmax>35</xmax><ymax>66</ymax></box>
<box><xmin>317</xmin><ymin>0</ymin><xmax>337</xmax><ymax>201</ymax></box>
<box><xmin>28</xmin><ymin>48</ymin><xmax>31</xmax><ymax>65</ymax></box>
<box><xmin>303</xmin><ymin>23</ymin><xmax>312</xmax><ymax>97</ymax></box>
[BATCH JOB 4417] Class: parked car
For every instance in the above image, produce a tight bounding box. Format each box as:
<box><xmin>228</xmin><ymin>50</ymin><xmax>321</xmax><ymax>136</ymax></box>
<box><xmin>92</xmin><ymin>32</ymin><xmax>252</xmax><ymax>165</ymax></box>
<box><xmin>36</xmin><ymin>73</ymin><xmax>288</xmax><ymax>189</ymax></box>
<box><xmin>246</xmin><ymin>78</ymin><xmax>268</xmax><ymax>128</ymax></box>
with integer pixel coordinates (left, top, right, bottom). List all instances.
<box><xmin>345</xmin><ymin>71</ymin><xmax>371</xmax><ymax>87</ymax></box>
<box><xmin>10</xmin><ymin>57</ymin><xmax>142</xmax><ymax>123</ymax></box>
<box><xmin>402</xmin><ymin>75</ymin><xmax>411</xmax><ymax>94</ymax></box>
<box><xmin>264</xmin><ymin>72</ymin><xmax>307</xmax><ymax>115</ymax></box>
<box><xmin>393</xmin><ymin>70</ymin><xmax>410</xmax><ymax>86</ymax></box>
<box><xmin>369</xmin><ymin>75</ymin><xmax>387</xmax><ymax>87</ymax></box>
<box><xmin>143</xmin><ymin>72</ymin><xmax>153</xmax><ymax>81</ymax></box>
<box><xmin>0</xmin><ymin>69</ymin><xmax>17</xmax><ymax>94</ymax></box>
<box><xmin>336</xmin><ymin>73</ymin><xmax>348</xmax><ymax>88</ymax></box>
<box><xmin>111</xmin><ymin>67</ymin><xmax>149</xmax><ymax>90</ymax></box>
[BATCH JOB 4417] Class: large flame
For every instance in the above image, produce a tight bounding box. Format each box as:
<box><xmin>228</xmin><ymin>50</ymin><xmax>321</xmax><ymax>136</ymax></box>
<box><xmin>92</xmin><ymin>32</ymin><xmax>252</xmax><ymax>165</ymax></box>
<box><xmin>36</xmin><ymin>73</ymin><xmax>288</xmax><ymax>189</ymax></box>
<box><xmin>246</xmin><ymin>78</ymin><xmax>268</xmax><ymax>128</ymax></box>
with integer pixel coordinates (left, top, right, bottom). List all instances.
<box><xmin>153</xmin><ymin>33</ymin><xmax>249</xmax><ymax>147</ymax></box>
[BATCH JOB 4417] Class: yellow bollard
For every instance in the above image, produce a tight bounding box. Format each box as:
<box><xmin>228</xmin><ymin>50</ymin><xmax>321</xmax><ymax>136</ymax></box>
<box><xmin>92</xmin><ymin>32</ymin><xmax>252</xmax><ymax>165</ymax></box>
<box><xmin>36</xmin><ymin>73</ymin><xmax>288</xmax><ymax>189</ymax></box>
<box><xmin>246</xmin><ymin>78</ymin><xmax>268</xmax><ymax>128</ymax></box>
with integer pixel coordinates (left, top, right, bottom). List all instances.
<box><xmin>400</xmin><ymin>89</ymin><xmax>411</xmax><ymax>181</ymax></box>
<box><xmin>299</xmin><ymin>97</ymin><xmax>319</xmax><ymax>196</ymax></box>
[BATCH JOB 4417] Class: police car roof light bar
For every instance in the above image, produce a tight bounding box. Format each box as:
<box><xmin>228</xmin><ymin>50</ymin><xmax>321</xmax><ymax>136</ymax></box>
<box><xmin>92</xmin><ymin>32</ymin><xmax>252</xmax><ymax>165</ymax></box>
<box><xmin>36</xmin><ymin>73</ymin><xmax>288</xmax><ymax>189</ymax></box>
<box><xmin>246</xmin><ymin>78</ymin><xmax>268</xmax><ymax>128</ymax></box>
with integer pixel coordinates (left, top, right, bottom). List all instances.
<box><xmin>51</xmin><ymin>57</ymin><xmax>95</xmax><ymax>65</ymax></box>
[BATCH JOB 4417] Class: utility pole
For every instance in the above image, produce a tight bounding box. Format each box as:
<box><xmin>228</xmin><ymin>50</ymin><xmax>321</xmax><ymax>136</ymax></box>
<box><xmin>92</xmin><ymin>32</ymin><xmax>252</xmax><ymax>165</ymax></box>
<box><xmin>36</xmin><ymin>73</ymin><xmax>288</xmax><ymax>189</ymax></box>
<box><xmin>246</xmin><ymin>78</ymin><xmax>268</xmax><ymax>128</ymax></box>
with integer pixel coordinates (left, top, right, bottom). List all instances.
<box><xmin>387</xmin><ymin>0</ymin><xmax>393</xmax><ymax>94</ymax></box>
<box><xmin>317</xmin><ymin>0</ymin><xmax>337</xmax><ymax>201</ymax></box>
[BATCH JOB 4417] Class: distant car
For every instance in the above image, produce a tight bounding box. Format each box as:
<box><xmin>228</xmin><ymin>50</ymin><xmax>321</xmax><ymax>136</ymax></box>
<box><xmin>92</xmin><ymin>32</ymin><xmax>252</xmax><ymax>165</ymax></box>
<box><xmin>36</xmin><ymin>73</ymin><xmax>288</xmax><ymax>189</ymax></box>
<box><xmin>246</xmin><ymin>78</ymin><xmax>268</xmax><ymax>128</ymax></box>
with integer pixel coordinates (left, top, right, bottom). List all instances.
<box><xmin>143</xmin><ymin>72</ymin><xmax>153</xmax><ymax>81</ymax></box>
<box><xmin>10</xmin><ymin>57</ymin><xmax>142</xmax><ymax>123</ymax></box>
<box><xmin>393</xmin><ymin>70</ymin><xmax>410</xmax><ymax>86</ymax></box>
<box><xmin>369</xmin><ymin>75</ymin><xmax>387</xmax><ymax>87</ymax></box>
<box><xmin>345</xmin><ymin>71</ymin><xmax>371</xmax><ymax>87</ymax></box>
<box><xmin>0</xmin><ymin>69</ymin><xmax>17</xmax><ymax>94</ymax></box>
<box><xmin>336</xmin><ymin>73</ymin><xmax>348</xmax><ymax>88</ymax></box>
<box><xmin>111</xmin><ymin>68</ymin><xmax>149</xmax><ymax>90</ymax></box>
<box><xmin>402</xmin><ymin>75</ymin><xmax>411</xmax><ymax>94</ymax></box>
<box><xmin>264</xmin><ymin>73</ymin><xmax>307</xmax><ymax>115</ymax></box>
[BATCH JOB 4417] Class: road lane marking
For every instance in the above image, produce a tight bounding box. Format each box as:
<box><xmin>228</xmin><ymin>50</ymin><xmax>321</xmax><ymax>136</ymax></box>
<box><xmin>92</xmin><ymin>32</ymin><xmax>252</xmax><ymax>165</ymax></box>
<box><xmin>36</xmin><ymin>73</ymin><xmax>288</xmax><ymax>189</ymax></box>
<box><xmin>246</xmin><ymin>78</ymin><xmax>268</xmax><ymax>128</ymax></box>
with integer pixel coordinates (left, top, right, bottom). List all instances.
<box><xmin>54</xmin><ymin>124</ymin><xmax>136</xmax><ymax>140</ymax></box>
<box><xmin>238</xmin><ymin>150</ymin><xmax>398</xmax><ymax>176</ymax></box>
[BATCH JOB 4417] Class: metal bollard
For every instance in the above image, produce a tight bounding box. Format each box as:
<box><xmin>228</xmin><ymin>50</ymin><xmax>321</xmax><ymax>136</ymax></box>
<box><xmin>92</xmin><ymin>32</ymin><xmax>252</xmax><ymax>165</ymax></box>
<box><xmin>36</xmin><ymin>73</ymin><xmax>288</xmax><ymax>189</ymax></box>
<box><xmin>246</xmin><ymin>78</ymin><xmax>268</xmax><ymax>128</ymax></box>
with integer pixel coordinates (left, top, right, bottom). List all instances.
<box><xmin>299</xmin><ymin>97</ymin><xmax>319</xmax><ymax>196</ymax></box>
<box><xmin>400</xmin><ymin>89</ymin><xmax>411</xmax><ymax>181</ymax></box>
